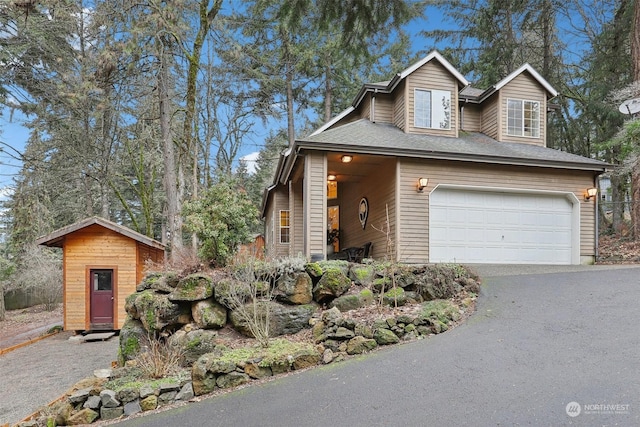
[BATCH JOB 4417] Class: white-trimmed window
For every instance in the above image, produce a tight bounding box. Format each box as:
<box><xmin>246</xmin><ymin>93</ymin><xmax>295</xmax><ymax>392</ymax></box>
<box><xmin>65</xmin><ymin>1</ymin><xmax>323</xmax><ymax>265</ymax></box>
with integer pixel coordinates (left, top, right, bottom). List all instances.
<box><xmin>414</xmin><ymin>89</ymin><xmax>451</xmax><ymax>129</ymax></box>
<box><xmin>507</xmin><ymin>99</ymin><xmax>540</xmax><ymax>138</ymax></box>
<box><xmin>279</xmin><ymin>210</ymin><xmax>290</xmax><ymax>244</ymax></box>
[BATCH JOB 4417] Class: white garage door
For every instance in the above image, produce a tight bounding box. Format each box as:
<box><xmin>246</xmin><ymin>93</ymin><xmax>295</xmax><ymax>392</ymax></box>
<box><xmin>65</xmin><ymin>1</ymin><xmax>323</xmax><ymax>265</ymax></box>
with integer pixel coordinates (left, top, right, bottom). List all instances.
<box><xmin>429</xmin><ymin>188</ymin><xmax>575</xmax><ymax>264</ymax></box>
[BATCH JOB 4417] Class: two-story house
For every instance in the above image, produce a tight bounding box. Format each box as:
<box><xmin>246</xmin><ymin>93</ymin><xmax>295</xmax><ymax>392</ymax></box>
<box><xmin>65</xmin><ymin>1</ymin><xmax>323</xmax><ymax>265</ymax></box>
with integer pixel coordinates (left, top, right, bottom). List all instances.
<box><xmin>261</xmin><ymin>51</ymin><xmax>608</xmax><ymax>265</ymax></box>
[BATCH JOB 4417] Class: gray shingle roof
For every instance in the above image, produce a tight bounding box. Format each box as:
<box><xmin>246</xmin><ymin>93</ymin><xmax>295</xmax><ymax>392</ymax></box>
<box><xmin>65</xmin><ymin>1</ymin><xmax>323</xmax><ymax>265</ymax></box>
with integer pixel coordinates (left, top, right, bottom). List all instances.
<box><xmin>299</xmin><ymin>119</ymin><xmax>608</xmax><ymax>171</ymax></box>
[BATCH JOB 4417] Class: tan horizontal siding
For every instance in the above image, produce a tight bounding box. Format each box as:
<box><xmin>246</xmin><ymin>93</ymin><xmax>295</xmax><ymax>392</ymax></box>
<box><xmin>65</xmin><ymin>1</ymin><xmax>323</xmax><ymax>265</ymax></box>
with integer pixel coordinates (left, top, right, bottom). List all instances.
<box><xmin>290</xmin><ymin>180</ymin><xmax>304</xmax><ymax>257</ymax></box>
<box><xmin>500</xmin><ymin>73</ymin><xmax>546</xmax><ymax>146</ymax></box>
<box><xmin>306</xmin><ymin>153</ymin><xmax>326</xmax><ymax>257</ymax></box>
<box><xmin>394</xmin><ymin>81</ymin><xmax>406</xmax><ymax>130</ymax></box>
<box><xmin>373</xmin><ymin>94</ymin><xmax>393</xmax><ymax>124</ymax></box>
<box><xmin>341</xmin><ymin>159</ymin><xmax>397</xmax><ymax>260</ymax></box>
<box><xmin>398</xmin><ymin>159</ymin><xmax>596</xmax><ymax>263</ymax></box>
<box><xmin>360</xmin><ymin>95</ymin><xmax>371</xmax><ymax>120</ymax></box>
<box><xmin>481</xmin><ymin>95</ymin><xmax>499</xmax><ymax>139</ymax></box>
<box><xmin>407</xmin><ymin>61</ymin><xmax>458</xmax><ymax>137</ymax></box>
<box><xmin>461</xmin><ymin>104</ymin><xmax>482</xmax><ymax>132</ymax></box>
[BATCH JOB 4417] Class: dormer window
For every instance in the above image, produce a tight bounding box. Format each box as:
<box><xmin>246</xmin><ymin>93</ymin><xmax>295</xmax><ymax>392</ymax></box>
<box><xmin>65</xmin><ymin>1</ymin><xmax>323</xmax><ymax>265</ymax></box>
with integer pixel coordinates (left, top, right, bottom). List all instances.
<box><xmin>507</xmin><ymin>99</ymin><xmax>540</xmax><ymax>138</ymax></box>
<box><xmin>414</xmin><ymin>89</ymin><xmax>451</xmax><ymax>130</ymax></box>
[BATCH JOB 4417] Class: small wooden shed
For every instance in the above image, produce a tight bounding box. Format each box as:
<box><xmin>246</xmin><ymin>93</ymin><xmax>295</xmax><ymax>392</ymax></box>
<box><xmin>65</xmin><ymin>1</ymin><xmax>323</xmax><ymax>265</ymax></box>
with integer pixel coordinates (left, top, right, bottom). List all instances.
<box><xmin>36</xmin><ymin>216</ymin><xmax>165</xmax><ymax>332</ymax></box>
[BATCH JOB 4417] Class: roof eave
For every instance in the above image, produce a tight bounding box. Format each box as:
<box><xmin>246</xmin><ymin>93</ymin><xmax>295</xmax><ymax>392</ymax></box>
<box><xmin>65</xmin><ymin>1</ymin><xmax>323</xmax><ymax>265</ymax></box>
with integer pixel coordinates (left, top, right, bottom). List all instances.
<box><xmin>295</xmin><ymin>141</ymin><xmax>609</xmax><ymax>172</ymax></box>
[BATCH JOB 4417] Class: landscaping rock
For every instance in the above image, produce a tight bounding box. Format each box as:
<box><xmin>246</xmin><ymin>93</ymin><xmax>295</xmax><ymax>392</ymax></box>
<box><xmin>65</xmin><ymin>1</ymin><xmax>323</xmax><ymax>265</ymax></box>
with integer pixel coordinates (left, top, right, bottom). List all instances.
<box><xmin>83</xmin><ymin>395</ymin><xmax>101</xmax><ymax>410</ymax></box>
<box><xmin>124</xmin><ymin>399</ymin><xmax>142</xmax><ymax>416</ymax></box>
<box><xmin>158</xmin><ymin>391</ymin><xmax>177</xmax><ymax>405</ymax></box>
<box><xmin>176</xmin><ymin>383</ymin><xmax>195</xmax><ymax>401</ymax></box>
<box><xmin>100</xmin><ymin>389</ymin><xmax>120</xmax><ymax>408</ymax></box>
<box><xmin>117</xmin><ymin>386</ymin><xmax>139</xmax><ymax>403</ymax></box>
<box><xmin>229</xmin><ymin>301</ymin><xmax>316</xmax><ymax>337</ymax></box>
<box><xmin>67</xmin><ymin>408</ymin><xmax>99</xmax><ymax>425</ymax></box>
<box><xmin>140</xmin><ymin>395</ymin><xmax>158</xmax><ymax>411</ymax></box>
<box><xmin>329</xmin><ymin>290</ymin><xmax>374</xmax><ymax>312</ymax></box>
<box><xmin>139</xmin><ymin>384</ymin><xmax>157</xmax><ymax>399</ymax></box>
<box><xmin>346</xmin><ymin>336</ymin><xmax>378</xmax><ymax>355</ymax></box>
<box><xmin>170</xmin><ymin>328</ymin><xmax>222</xmax><ymax>365</ymax></box>
<box><xmin>382</xmin><ymin>287</ymin><xmax>407</xmax><ymax>307</ymax></box>
<box><xmin>169</xmin><ymin>273</ymin><xmax>214</xmax><ymax>302</ymax></box>
<box><xmin>100</xmin><ymin>406</ymin><xmax>124</xmax><ymax>421</ymax></box>
<box><xmin>322</xmin><ymin>348</ymin><xmax>334</xmax><ymax>364</ymax></box>
<box><xmin>244</xmin><ymin>362</ymin><xmax>272</xmax><ymax>379</ymax></box>
<box><xmin>349</xmin><ymin>264</ymin><xmax>376</xmax><ymax>286</ymax></box>
<box><xmin>68</xmin><ymin>388</ymin><xmax>91</xmax><ymax>405</ymax></box>
<box><xmin>275</xmin><ymin>272</ymin><xmax>313</xmax><ymax>305</ymax></box>
<box><xmin>192</xmin><ymin>299</ymin><xmax>227</xmax><ymax>329</ymax></box>
<box><xmin>374</xmin><ymin>328</ymin><xmax>400</xmax><ymax>345</ymax></box>
<box><xmin>126</xmin><ymin>290</ymin><xmax>191</xmax><ymax>333</ymax></box>
<box><xmin>313</xmin><ymin>268</ymin><xmax>351</xmax><ymax>303</ymax></box>
<box><xmin>137</xmin><ymin>272</ymin><xmax>179</xmax><ymax>293</ymax></box>
<box><xmin>216</xmin><ymin>372</ymin><xmax>250</xmax><ymax>389</ymax></box>
<box><xmin>292</xmin><ymin>348</ymin><xmax>321</xmax><ymax>370</ymax></box>
<box><xmin>330</xmin><ymin>326</ymin><xmax>355</xmax><ymax>340</ymax></box>
<box><xmin>118</xmin><ymin>318</ymin><xmax>146</xmax><ymax>362</ymax></box>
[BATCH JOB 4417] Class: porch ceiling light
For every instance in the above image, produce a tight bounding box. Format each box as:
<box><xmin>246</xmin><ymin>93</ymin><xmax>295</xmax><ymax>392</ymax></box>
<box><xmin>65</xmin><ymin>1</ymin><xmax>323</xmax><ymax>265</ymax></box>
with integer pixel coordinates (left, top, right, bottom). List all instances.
<box><xmin>417</xmin><ymin>177</ymin><xmax>429</xmax><ymax>192</ymax></box>
<box><xmin>341</xmin><ymin>155</ymin><xmax>353</xmax><ymax>163</ymax></box>
<box><xmin>327</xmin><ymin>174</ymin><xmax>337</xmax><ymax>181</ymax></box>
<box><xmin>584</xmin><ymin>187</ymin><xmax>598</xmax><ymax>201</ymax></box>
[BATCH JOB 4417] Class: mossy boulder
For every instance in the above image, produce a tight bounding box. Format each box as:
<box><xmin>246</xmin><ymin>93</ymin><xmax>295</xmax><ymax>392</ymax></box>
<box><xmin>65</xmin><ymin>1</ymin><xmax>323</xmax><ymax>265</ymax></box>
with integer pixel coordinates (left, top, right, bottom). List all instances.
<box><xmin>382</xmin><ymin>287</ymin><xmax>407</xmax><ymax>307</ymax></box>
<box><xmin>191</xmin><ymin>353</ymin><xmax>237</xmax><ymax>395</ymax></box>
<box><xmin>213</xmin><ymin>278</ymin><xmax>249</xmax><ymax>308</ymax></box>
<box><xmin>275</xmin><ymin>272</ymin><xmax>313</xmax><ymax>305</ymax></box>
<box><xmin>373</xmin><ymin>327</ymin><xmax>400</xmax><ymax>345</ymax></box>
<box><xmin>169</xmin><ymin>273</ymin><xmax>214</xmax><ymax>302</ymax></box>
<box><xmin>192</xmin><ymin>299</ymin><xmax>227</xmax><ymax>329</ymax></box>
<box><xmin>136</xmin><ymin>272</ymin><xmax>179</xmax><ymax>293</ymax></box>
<box><xmin>330</xmin><ymin>288</ymin><xmax>374</xmax><ymax>312</ymax></box>
<box><xmin>66</xmin><ymin>408</ymin><xmax>99</xmax><ymax>425</ymax></box>
<box><xmin>169</xmin><ymin>329</ymin><xmax>222</xmax><ymax>365</ymax></box>
<box><xmin>119</xmin><ymin>318</ymin><xmax>146</xmax><ymax>362</ymax></box>
<box><xmin>346</xmin><ymin>336</ymin><xmax>378</xmax><ymax>355</ymax></box>
<box><xmin>419</xmin><ymin>299</ymin><xmax>461</xmax><ymax>325</ymax></box>
<box><xmin>313</xmin><ymin>268</ymin><xmax>351</xmax><ymax>303</ymax></box>
<box><xmin>229</xmin><ymin>301</ymin><xmax>317</xmax><ymax>337</ymax></box>
<box><xmin>349</xmin><ymin>264</ymin><xmax>376</xmax><ymax>286</ymax></box>
<box><xmin>127</xmin><ymin>290</ymin><xmax>191</xmax><ymax>333</ymax></box>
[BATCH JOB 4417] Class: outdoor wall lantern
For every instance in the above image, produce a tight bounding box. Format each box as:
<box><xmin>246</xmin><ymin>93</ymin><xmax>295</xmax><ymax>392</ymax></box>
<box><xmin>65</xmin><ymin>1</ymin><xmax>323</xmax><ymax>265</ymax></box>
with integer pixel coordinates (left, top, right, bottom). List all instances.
<box><xmin>417</xmin><ymin>177</ymin><xmax>429</xmax><ymax>192</ymax></box>
<box><xmin>584</xmin><ymin>187</ymin><xmax>598</xmax><ymax>201</ymax></box>
<box><xmin>327</xmin><ymin>174</ymin><xmax>337</xmax><ymax>181</ymax></box>
<box><xmin>341</xmin><ymin>155</ymin><xmax>353</xmax><ymax>163</ymax></box>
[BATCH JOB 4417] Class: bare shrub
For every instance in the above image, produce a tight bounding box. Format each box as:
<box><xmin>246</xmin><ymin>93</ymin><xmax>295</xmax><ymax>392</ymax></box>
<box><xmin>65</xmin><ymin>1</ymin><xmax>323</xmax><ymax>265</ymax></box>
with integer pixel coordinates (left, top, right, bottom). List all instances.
<box><xmin>372</xmin><ymin>204</ymin><xmax>399</xmax><ymax>309</ymax></box>
<box><xmin>136</xmin><ymin>335</ymin><xmax>185</xmax><ymax>379</ymax></box>
<box><xmin>11</xmin><ymin>244</ymin><xmax>62</xmax><ymax>311</ymax></box>
<box><xmin>225</xmin><ymin>254</ymin><xmax>278</xmax><ymax>348</ymax></box>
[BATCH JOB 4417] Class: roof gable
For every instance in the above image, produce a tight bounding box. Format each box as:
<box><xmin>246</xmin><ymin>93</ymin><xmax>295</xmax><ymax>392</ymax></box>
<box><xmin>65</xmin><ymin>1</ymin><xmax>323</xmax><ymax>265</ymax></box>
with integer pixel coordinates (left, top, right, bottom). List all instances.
<box><xmin>36</xmin><ymin>216</ymin><xmax>165</xmax><ymax>250</ymax></box>
<box><xmin>395</xmin><ymin>50</ymin><xmax>469</xmax><ymax>88</ymax></box>
<box><xmin>494</xmin><ymin>64</ymin><xmax>557</xmax><ymax>97</ymax></box>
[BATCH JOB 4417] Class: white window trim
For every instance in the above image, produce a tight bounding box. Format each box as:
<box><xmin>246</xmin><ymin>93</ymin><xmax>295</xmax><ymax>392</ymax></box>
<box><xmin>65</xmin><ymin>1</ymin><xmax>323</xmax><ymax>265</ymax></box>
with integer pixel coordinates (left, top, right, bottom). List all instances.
<box><xmin>414</xmin><ymin>88</ymin><xmax>452</xmax><ymax>130</ymax></box>
<box><xmin>279</xmin><ymin>210</ymin><xmax>290</xmax><ymax>244</ymax></box>
<box><xmin>506</xmin><ymin>98</ymin><xmax>540</xmax><ymax>138</ymax></box>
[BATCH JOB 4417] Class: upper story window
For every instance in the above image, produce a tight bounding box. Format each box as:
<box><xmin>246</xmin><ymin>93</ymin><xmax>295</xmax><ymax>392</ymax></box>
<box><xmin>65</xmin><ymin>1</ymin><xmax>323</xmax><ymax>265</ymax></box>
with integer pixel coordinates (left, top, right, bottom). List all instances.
<box><xmin>414</xmin><ymin>89</ymin><xmax>451</xmax><ymax>130</ymax></box>
<box><xmin>279</xmin><ymin>210</ymin><xmax>290</xmax><ymax>244</ymax></box>
<box><xmin>507</xmin><ymin>99</ymin><xmax>540</xmax><ymax>138</ymax></box>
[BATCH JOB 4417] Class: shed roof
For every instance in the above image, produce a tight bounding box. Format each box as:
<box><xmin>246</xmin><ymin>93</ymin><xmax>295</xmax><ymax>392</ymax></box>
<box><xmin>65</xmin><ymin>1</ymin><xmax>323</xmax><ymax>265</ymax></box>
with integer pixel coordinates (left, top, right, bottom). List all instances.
<box><xmin>36</xmin><ymin>216</ymin><xmax>165</xmax><ymax>250</ymax></box>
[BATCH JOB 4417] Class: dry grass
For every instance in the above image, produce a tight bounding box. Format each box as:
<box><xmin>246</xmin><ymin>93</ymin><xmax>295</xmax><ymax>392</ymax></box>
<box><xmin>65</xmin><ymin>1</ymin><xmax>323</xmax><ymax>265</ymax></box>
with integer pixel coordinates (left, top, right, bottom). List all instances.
<box><xmin>135</xmin><ymin>336</ymin><xmax>185</xmax><ymax>379</ymax></box>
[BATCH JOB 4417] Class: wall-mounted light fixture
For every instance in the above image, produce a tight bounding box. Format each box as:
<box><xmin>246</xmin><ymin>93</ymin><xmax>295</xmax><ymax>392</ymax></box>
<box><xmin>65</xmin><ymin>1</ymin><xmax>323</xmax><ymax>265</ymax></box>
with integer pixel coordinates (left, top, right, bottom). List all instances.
<box><xmin>417</xmin><ymin>177</ymin><xmax>429</xmax><ymax>192</ymax></box>
<box><xmin>341</xmin><ymin>155</ymin><xmax>353</xmax><ymax>163</ymax></box>
<box><xmin>584</xmin><ymin>187</ymin><xmax>598</xmax><ymax>201</ymax></box>
<box><xmin>327</xmin><ymin>174</ymin><xmax>337</xmax><ymax>181</ymax></box>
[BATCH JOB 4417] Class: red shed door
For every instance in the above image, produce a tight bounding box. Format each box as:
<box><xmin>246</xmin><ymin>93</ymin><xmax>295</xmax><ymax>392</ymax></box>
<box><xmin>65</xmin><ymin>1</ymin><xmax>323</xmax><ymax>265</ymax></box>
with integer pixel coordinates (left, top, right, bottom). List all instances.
<box><xmin>90</xmin><ymin>269</ymin><xmax>114</xmax><ymax>329</ymax></box>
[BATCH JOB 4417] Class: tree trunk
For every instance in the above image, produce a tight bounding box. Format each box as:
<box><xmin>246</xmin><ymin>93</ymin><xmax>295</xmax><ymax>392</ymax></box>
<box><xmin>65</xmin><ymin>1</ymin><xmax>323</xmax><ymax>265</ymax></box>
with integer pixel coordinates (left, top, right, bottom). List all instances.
<box><xmin>632</xmin><ymin>0</ymin><xmax>640</xmax><ymax>81</ymax></box>
<box><xmin>158</xmin><ymin>39</ymin><xmax>183</xmax><ymax>258</ymax></box>
<box><xmin>0</xmin><ymin>282</ymin><xmax>5</xmax><ymax>321</ymax></box>
<box><xmin>611</xmin><ymin>173</ymin><xmax>628</xmax><ymax>235</ymax></box>
<box><xmin>324</xmin><ymin>60</ymin><xmax>332</xmax><ymax>123</ymax></box>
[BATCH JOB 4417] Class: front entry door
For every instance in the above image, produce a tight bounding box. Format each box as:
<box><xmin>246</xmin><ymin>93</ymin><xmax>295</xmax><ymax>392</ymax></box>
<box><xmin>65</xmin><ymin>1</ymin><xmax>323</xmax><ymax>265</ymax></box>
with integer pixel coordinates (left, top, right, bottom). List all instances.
<box><xmin>90</xmin><ymin>269</ymin><xmax>114</xmax><ymax>329</ymax></box>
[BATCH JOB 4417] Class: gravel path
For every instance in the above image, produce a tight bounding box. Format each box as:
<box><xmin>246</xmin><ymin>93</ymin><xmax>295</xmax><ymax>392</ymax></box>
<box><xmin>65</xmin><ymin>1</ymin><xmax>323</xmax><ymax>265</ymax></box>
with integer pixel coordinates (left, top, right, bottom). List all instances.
<box><xmin>0</xmin><ymin>331</ymin><xmax>118</xmax><ymax>425</ymax></box>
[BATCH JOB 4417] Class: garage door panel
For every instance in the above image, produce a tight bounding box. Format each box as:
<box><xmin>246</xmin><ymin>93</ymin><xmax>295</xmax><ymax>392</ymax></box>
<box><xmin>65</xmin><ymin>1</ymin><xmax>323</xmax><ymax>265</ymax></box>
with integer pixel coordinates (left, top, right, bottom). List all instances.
<box><xmin>429</xmin><ymin>188</ymin><xmax>575</xmax><ymax>264</ymax></box>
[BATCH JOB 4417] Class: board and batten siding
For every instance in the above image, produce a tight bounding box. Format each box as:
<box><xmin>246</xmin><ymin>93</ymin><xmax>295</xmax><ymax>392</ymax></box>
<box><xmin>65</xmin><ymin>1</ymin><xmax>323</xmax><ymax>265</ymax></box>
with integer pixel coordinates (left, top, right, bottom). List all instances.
<box><xmin>406</xmin><ymin>61</ymin><xmax>459</xmax><ymax>137</ymax></box>
<box><xmin>63</xmin><ymin>225</ymin><xmax>137</xmax><ymax>330</ymax></box>
<box><xmin>398</xmin><ymin>159</ymin><xmax>597</xmax><ymax>263</ymax></box>
<box><xmin>341</xmin><ymin>158</ymin><xmax>397</xmax><ymax>260</ymax></box>
<box><xmin>499</xmin><ymin>73</ymin><xmax>546</xmax><ymax>146</ymax></box>
<box><xmin>305</xmin><ymin>152</ymin><xmax>327</xmax><ymax>258</ymax></box>
<box><xmin>393</xmin><ymin>81</ymin><xmax>406</xmax><ymax>130</ymax></box>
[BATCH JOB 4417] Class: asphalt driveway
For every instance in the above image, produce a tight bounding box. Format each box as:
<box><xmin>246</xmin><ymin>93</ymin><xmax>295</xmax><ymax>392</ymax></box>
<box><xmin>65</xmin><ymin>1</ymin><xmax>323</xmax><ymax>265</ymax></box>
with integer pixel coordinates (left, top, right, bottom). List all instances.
<box><xmin>116</xmin><ymin>265</ymin><xmax>640</xmax><ymax>426</ymax></box>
